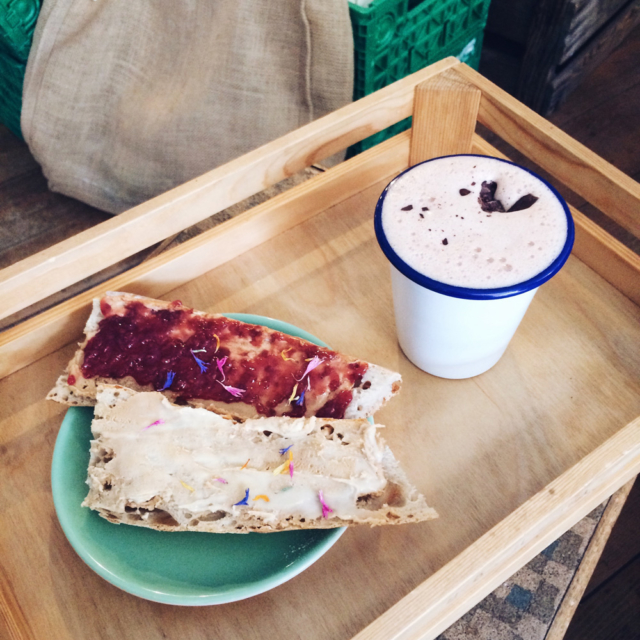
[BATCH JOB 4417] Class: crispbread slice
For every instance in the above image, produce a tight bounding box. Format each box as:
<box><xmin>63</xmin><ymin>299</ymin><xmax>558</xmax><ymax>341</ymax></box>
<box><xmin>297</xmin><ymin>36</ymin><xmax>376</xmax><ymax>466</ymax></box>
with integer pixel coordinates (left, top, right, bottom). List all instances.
<box><xmin>48</xmin><ymin>292</ymin><xmax>402</xmax><ymax>420</ymax></box>
<box><xmin>83</xmin><ymin>385</ymin><xmax>437</xmax><ymax>532</ymax></box>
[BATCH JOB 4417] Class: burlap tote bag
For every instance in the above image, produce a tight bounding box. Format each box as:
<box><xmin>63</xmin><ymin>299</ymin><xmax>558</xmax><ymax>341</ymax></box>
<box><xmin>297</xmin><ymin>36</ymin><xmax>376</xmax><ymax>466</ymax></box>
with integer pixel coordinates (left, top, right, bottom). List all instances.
<box><xmin>22</xmin><ymin>0</ymin><xmax>354</xmax><ymax>214</ymax></box>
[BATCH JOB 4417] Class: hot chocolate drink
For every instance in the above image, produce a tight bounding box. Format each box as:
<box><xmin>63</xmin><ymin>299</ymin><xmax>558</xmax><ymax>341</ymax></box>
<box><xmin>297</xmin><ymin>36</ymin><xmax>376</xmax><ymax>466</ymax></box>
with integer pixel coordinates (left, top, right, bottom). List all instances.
<box><xmin>374</xmin><ymin>155</ymin><xmax>574</xmax><ymax>379</ymax></box>
<box><xmin>379</xmin><ymin>155</ymin><xmax>569</xmax><ymax>290</ymax></box>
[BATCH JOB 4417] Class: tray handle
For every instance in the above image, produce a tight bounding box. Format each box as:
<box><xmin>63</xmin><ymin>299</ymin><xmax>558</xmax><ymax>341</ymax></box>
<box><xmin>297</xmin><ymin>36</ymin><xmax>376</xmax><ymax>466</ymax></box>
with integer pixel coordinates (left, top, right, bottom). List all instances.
<box><xmin>410</xmin><ymin>68</ymin><xmax>481</xmax><ymax>165</ymax></box>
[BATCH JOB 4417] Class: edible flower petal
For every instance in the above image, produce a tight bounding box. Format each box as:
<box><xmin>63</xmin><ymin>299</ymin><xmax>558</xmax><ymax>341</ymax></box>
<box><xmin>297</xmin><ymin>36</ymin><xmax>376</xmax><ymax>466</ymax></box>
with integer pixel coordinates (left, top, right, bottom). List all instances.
<box><xmin>253</xmin><ymin>495</ymin><xmax>270</xmax><ymax>502</ymax></box>
<box><xmin>296</xmin><ymin>355</ymin><xmax>322</xmax><ymax>381</ymax></box>
<box><xmin>241</xmin><ymin>459</ymin><xmax>250</xmax><ymax>470</ymax></box>
<box><xmin>319</xmin><ymin>490</ymin><xmax>333</xmax><ymax>518</ymax></box>
<box><xmin>295</xmin><ymin>390</ymin><xmax>306</xmax><ymax>406</ymax></box>
<box><xmin>142</xmin><ymin>419</ymin><xmax>164</xmax><ymax>431</ymax></box>
<box><xmin>215</xmin><ymin>478</ymin><xmax>228</xmax><ymax>484</ymax></box>
<box><xmin>233</xmin><ymin>489</ymin><xmax>250</xmax><ymax>506</ymax></box>
<box><xmin>273</xmin><ymin>461</ymin><xmax>288</xmax><ymax>475</ymax></box>
<box><xmin>288</xmin><ymin>383</ymin><xmax>299</xmax><ymax>404</ymax></box>
<box><xmin>180</xmin><ymin>480</ymin><xmax>195</xmax><ymax>492</ymax></box>
<box><xmin>218</xmin><ymin>381</ymin><xmax>246</xmax><ymax>398</ymax></box>
<box><xmin>285</xmin><ymin>450</ymin><xmax>294</xmax><ymax>478</ymax></box>
<box><xmin>191</xmin><ymin>350</ymin><xmax>209</xmax><ymax>373</ymax></box>
<box><xmin>159</xmin><ymin>371</ymin><xmax>175</xmax><ymax>390</ymax></box>
<box><xmin>279</xmin><ymin>444</ymin><xmax>293</xmax><ymax>455</ymax></box>
<box><xmin>216</xmin><ymin>356</ymin><xmax>228</xmax><ymax>381</ymax></box>
<box><xmin>281</xmin><ymin>348</ymin><xmax>293</xmax><ymax>361</ymax></box>
<box><xmin>213</xmin><ymin>334</ymin><xmax>220</xmax><ymax>353</ymax></box>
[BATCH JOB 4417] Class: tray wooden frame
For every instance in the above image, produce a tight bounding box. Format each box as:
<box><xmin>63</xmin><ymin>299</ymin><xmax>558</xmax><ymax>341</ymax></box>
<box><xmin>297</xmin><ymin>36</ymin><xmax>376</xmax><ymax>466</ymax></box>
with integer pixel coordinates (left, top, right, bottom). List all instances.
<box><xmin>1</xmin><ymin>59</ymin><xmax>639</xmax><ymax>640</ymax></box>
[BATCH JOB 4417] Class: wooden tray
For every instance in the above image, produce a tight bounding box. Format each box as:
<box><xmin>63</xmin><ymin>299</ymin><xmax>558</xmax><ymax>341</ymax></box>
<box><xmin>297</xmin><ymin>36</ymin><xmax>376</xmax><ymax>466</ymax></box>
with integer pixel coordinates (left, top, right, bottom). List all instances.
<box><xmin>1</xmin><ymin>59</ymin><xmax>639</xmax><ymax>640</ymax></box>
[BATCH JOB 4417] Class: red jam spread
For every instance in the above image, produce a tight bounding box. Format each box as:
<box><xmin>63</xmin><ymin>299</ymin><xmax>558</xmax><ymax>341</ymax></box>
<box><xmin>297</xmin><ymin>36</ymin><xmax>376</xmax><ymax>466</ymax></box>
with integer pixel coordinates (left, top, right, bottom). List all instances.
<box><xmin>81</xmin><ymin>300</ymin><xmax>367</xmax><ymax>418</ymax></box>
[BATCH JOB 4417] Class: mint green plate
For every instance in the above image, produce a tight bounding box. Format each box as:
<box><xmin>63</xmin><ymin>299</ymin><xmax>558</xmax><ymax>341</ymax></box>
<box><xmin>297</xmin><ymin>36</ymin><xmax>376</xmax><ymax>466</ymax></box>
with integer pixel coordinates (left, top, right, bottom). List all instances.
<box><xmin>51</xmin><ymin>314</ymin><xmax>346</xmax><ymax>605</ymax></box>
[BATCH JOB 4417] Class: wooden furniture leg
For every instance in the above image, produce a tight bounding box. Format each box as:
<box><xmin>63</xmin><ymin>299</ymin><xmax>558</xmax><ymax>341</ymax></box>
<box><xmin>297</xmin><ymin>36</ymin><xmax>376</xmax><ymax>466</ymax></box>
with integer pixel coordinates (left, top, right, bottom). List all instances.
<box><xmin>546</xmin><ymin>477</ymin><xmax>637</xmax><ymax>640</ymax></box>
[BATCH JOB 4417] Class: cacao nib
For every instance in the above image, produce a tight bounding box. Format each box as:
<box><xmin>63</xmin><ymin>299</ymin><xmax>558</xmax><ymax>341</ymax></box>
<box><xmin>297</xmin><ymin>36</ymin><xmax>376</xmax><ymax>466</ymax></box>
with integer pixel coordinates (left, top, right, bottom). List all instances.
<box><xmin>508</xmin><ymin>194</ymin><xmax>539</xmax><ymax>212</ymax></box>
<box><xmin>478</xmin><ymin>181</ymin><xmax>505</xmax><ymax>212</ymax></box>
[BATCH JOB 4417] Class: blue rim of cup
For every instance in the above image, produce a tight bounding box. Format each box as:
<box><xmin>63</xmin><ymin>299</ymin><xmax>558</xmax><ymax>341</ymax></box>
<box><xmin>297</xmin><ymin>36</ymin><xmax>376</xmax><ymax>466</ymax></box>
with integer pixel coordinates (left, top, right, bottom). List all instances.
<box><xmin>374</xmin><ymin>154</ymin><xmax>575</xmax><ymax>300</ymax></box>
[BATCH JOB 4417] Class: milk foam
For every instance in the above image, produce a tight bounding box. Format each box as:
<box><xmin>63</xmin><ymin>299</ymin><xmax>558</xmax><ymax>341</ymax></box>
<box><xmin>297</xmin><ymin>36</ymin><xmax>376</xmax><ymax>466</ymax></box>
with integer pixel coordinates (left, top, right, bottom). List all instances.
<box><xmin>381</xmin><ymin>156</ymin><xmax>568</xmax><ymax>289</ymax></box>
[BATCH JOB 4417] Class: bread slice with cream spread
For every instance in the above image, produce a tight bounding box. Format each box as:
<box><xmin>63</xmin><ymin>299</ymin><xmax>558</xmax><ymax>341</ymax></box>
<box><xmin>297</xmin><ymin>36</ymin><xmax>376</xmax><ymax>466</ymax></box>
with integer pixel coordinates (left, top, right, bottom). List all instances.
<box><xmin>48</xmin><ymin>292</ymin><xmax>402</xmax><ymax>421</ymax></box>
<box><xmin>83</xmin><ymin>385</ymin><xmax>437</xmax><ymax>532</ymax></box>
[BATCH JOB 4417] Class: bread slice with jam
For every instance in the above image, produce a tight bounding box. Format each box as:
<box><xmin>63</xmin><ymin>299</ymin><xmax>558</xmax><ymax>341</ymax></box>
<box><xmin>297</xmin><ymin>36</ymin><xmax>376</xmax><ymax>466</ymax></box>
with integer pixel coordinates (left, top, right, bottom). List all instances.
<box><xmin>48</xmin><ymin>292</ymin><xmax>402</xmax><ymax>421</ymax></box>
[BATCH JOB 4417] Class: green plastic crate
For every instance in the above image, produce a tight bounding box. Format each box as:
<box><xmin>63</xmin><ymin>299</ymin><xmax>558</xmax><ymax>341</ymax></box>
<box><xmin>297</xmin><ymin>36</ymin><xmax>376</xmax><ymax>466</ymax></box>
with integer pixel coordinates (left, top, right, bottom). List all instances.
<box><xmin>0</xmin><ymin>0</ymin><xmax>41</xmax><ymax>138</ymax></box>
<box><xmin>349</xmin><ymin>0</ymin><xmax>491</xmax><ymax>153</ymax></box>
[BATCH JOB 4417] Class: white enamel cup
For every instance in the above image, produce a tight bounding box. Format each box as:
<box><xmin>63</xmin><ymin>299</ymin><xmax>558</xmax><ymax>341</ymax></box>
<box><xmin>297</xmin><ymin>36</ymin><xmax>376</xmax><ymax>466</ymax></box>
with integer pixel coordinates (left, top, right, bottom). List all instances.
<box><xmin>375</xmin><ymin>155</ymin><xmax>575</xmax><ymax>379</ymax></box>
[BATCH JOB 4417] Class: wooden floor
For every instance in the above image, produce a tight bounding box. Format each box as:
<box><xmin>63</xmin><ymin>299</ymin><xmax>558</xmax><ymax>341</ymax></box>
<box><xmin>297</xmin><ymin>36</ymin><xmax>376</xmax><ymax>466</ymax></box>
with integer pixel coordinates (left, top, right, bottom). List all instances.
<box><xmin>0</xmin><ymin>21</ymin><xmax>639</xmax><ymax>640</ymax></box>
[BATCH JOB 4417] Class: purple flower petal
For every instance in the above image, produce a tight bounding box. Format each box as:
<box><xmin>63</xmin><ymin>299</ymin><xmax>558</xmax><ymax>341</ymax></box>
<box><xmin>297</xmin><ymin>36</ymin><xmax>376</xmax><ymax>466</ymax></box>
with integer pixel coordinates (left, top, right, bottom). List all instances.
<box><xmin>159</xmin><ymin>371</ymin><xmax>175</xmax><ymax>390</ymax></box>
<box><xmin>191</xmin><ymin>350</ymin><xmax>209</xmax><ymax>373</ymax></box>
<box><xmin>218</xmin><ymin>381</ymin><xmax>246</xmax><ymax>398</ymax></box>
<box><xmin>296</xmin><ymin>356</ymin><xmax>322</xmax><ymax>381</ymax></box>
<box><xmin>319</xmin><ymin>490</ymin><xmax>333</xmax><ymax>518</ymax></box>
<box><xmin>233</xmin><ymin>488</ymin><xmax>249</xmax><ymax>506</ymax></box>
<box><xmin>142</xmin><ymin>419</ymin><xmax>165</xmax><ymax>431</ymax></box>
<box><xmin>216</xmin><ymin>356</ymin><xmax>228</xmax><ymax>381</ymax></box>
